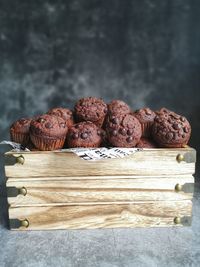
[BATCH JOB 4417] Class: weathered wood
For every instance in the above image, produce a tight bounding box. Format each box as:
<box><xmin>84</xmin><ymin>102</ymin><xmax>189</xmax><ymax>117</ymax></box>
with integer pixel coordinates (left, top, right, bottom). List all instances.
<box><xmin>4</xmin><ymin>148</ymin><xmax>196</xmax><ymax>178</ymax></box>
<box><xmin>7</xmin><ymin>176</ymin><xmax>194</xmax><ymax>206</ymax></box>
<box><xmin>9</xmin><ymin>201</ymin><xmax>192</xmax><ymax>230</ymax></box>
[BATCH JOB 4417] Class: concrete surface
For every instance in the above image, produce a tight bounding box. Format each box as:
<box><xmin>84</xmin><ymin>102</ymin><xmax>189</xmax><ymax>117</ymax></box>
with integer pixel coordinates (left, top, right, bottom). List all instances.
<box><xmin>0</xmin><ymin>186</ymin><xmax>200</xmax><ymax>267</ymax></box>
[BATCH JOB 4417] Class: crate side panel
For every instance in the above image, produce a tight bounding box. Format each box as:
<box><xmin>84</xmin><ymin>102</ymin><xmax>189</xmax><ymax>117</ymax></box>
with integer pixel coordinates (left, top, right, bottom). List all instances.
<box><xmin>5</xmin><ymin>148</ymin><xmax>196</xmax><ymax>178</ymax></box>
<box><xmin>9</xmin><ymin>201</ymin><xmax>192</xmax><ymax>230</ymax></box>
<box><xmin>7</xmin><ymin>176</ymin><xmax>194</xmax><ymax>206</ymax></box>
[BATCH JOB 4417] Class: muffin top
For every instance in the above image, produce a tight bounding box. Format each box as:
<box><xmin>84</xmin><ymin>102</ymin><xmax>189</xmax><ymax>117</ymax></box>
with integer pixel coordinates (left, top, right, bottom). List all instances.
<box><xmin>152</xmin><ymin>112</ymin><xmax>191</xmax><ymax>146</ymax></box>
<box><xmin>10</xmin><ymin>118</ymin><xmax>32</xmax><ymax>134</ymax></box>
<box><xmin>107</xmin><ymin>100</ymin><xmax>131</xmax><ymax>115</ymax></box>
<box><xmin>155</xmin><ymin>107</ymin><xmax>174</xmax><ymax>117</ymax></box>
<box><xmin>136</xmin><ymin>138</ymin><xmax>157</xmax><ymax>148</ymax></box>
<box><xmin>30</xmin><ymin>114</ymin><xmax>68</xmax><ymax>138</ymax></box>
<box><xmin>47</xmin><ymin>107</ymin><xmax>74</xmax><ymax>127</ymax></box>
<box><xmin>74</xmin><ymin>97</ymin><xmax>107</xmax><ymax>122</ymax></box>
<box><xmin>106</xmin><ymin>113</ymin><xmax>142</xmax><ymax>147</ymax></box>
<box><xmin>134</xmin><ymin>108</ymin><xmax>156</xmax><ymax>123</ymax></box>
<box><xmin>67</xmin><ymin>121</ymin><xmax>102</xmax><ymax>147</ymax></box>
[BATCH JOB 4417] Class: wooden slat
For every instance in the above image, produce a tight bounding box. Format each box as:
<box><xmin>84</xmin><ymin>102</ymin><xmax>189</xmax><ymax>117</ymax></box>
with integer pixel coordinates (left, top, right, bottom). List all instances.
<box><xmin>7</xmin><ymin>176</ymin><xmax>194</xmax><ymax>206</ymax></box>
<box><xmin>9</xmin><ymin>201</ymin><xmax>192</xmax><ymax>230</ymax></box>
<box><xmin>4</xmin><ymin>148</ymin><xmax>196</xmax><ymax>178</ymax></box>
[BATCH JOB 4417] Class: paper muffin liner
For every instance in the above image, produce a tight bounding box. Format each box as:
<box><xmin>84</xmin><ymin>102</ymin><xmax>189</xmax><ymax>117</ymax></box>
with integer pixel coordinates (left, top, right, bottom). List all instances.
<box><xmin>30</xmin><ymin>134</ymin><xmax>66</xmax><ymax>151</ymax></box>
<box><xmin>158</xmin><ymin>142</ymin><xmax>189</xmax><ymax>148</ymax></box>
<box><xmin>141</xmin><ymin>122</ymin><xmax>153</xmax><ymax>137</ymax></box>
<box><xmin>10</xmin><ymin>132</ymin><xmax>30</xmax><ymax>146</ymax></box>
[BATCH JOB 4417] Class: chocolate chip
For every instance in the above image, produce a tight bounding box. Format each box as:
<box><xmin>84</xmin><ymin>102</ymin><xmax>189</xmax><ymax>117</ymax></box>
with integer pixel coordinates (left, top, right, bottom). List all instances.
<box><xmin>120</xmin><ymin>128</ymin><xmax>127</xmax><ymax>135</ymax></box>
<box><xmin>60</xmin><ymin>123</ymin><xmax>66</xmax><ymax>128</ymax></box>
<box><xmin>45</xmin><ymin>122</ymin><xmax>53</xmax><ymax>129</ymax></box>
<box><xmin>127</xmin><ymin>129</ymin><xmax>133</xmax><ymax>136</ymax></box>
<box><xmin>104</xmin><ymin>108</ymin><xmax>107</xmax><ymax>114</ymax></box>
<box><xmin>72</xmin><ymin>133</ymin><xmax>79</xmax><ymax>139</ymax></box>
<box><xmin>101</xmin><ymin>131</ymin><xmax>106</xmax><ymax>137</ymax></box>
<box><xmin>112</xmin><ymin>117</ymin><xmax>119</xmax><ymax>124</ymax></box>
<box><xmin>155</xmin><ymin>117</ymin><xmax>162</xmax><ymax>123</ymax></box>
<box><xmin>38</xmin><ymin>118</ymin><xmax>45</xmax><ymax>123</ymax></box>
<box><xmin>20</xmin><ymin>119</ymin><xmax>27</xmax><ymax>123</ymax></box>
<box><xmin>166</xmin><ymin>132</ymin><xmax>174</xmax><ymax>141</ymax></box>
<box><xmin>126</xmin><ymin>136</ymin><xmax>133</xmax><ymax>143</ymax></box>
<box><xmin>182</xmin><ymin>134</ymin><xmax>185</xmax><ymax>138</ymax></box>
<box><xmin>174</xmin><ymin>133</ymin><xmax>179</xmax><ymax>140</ymax></box>
<box><xmin>183</xmin><ymin>127</ymin><xmax>189</xmax><ymax>133</ymax></box>
<box><xmin>168</xmin><ymin>118</ymin><xmax>173</xmax><ymax>123</ymax></box>
<box><xmin>172</xmin><ymin>123</ymin><xmax>181</xmax><ymax>130</ymax></box>
<box><xmin>112</xmin><ymin>130</ymin><xmax>118</xmax><ymax>136</ymax></box>
<box><xmin>81</xmin><ymin>132</ymin><xmax>88</xmax><ymax>139</ymax></box>
<box><xmin>180</xmin><ymin>117</ymin><xmax>186</xmax><ymax>122</ymax></box>
<box><xmin>97</xmin><ymin>130</ymin><xmax>102</xmax><ymax>136</ymax></box>
<box><xmin>145</xmin><ymin>109</ymin><xmax>152</xmax><ymax>115</ymax></box>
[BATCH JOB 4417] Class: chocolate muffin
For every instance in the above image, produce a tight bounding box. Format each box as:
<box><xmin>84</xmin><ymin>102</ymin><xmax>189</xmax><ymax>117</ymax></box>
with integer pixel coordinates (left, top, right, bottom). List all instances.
<box><xmin>67</xmin><ymin>121</ymin><xmax>102</xmax><ymax>148</ymax></box>
<box><xmin>106</xmin><ymin>113</ymin><xmax>142</xmax><ymax>147</ymax></box>
<box><xmin>136</xmin><ymin>138</ymin><xmax>157</xmax><ymax>148</ymax></box>
<box><xmin>10</xmin><ymin>118</ymin><xmax>32</xmax><ymax>146</ymax></box>
<box><xmin>107</xmin><ymin>100</ymin><xmax>131</xmax><ymax>116</ymax></box>
<box><xmin>104</xmin><ymin>100</ymin><xmax>131</xmax><ymax>129</ymax></box>
<box><xmin>74</xmin><ymin>97</ymin><xmax>107</xmax><ymax>127</ymax></box>
<box><xmin>152</xmin><ymin>112</ymin><xmax>191</xmax><ymax>148</ymax></box>
<box><xmin>47</xmin><ymin>107</ymin><xmax>74</xmax><ymax>128</ymax></box>
<box><xmin>155</xmin><ymin>107</ymin><xmax>174</xmax><ymax>117</ymax></box>
<box><xmin>30</xmin><ymin>114</ymin><xmax>68</xmax><ymax>151</ymax></box>
<box><xmin>134</xmin><ymin>108</ymin><xmax>156</xmax><ymax>137</ymax></box>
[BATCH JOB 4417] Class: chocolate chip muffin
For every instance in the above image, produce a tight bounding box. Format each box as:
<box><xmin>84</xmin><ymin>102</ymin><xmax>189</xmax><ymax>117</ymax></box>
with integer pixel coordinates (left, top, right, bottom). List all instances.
<box><xmin>67</xmin><ymin>121</ymin><xmax>102</xmax><ymax>148</ymax></box>
<box><xmin>136</xmin><ymin>138</ymin><xmax>157</xmax><ymax>148</ymax></box>
<box><xmin>106</xmin><ymin>113</ymin><xmax>142</xmax><ymax>147</ymax></box>
<box><xmin>10</xmin><ymin>118</ymin><xmax>32</xmax><ymax>146</ymax></box>
<box><xmin>30</xmin><ymin>114</ymin><xmax>68</xmax><ymax>151</ymax></box>
<box><xmin>155</xmin><ymin>107</ymin><xmax>174</xmax><ymax>117</ymax></box>
<box><xmin>107</xmin><ymin>100</ymin><xmax>131</xmax><ymax>116</ymax></box>
<box><xmin>134</xmin><ymin>108</ymin><xmax>156</xmax><ymax>137</ymax></box>
<box><xmin>104</xmin><ymin>100</ymin><xmax>131</xmax><ymax>129</ymax></box>
<box><xmin>47</xmin><ymin>107</ymin><xmax>74</xmax><ymax>128</ymax></box>
<box><xmin>74</xmin><ymin>97</ymin><xmax>107</xmax><ymax>127</ymax></box>
<box><xmin>152</xmin><ymin>112</ymin><xmax>191</xmax><ymax>148</ymax></box>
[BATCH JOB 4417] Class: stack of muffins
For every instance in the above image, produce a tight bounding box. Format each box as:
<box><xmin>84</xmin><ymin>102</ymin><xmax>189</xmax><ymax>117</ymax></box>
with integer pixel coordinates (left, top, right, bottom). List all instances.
<box><xmin>10</xmin><ymin>97</ymin><xmax>191</xmax><ymax>151</ymax></box>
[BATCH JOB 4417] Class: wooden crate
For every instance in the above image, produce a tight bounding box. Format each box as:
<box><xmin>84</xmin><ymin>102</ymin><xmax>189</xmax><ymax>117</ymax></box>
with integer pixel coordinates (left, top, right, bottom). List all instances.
<box><xmin>4</xmin><ymin>147</ymin><xmax>196</xmax><ymax>230</ymax></box>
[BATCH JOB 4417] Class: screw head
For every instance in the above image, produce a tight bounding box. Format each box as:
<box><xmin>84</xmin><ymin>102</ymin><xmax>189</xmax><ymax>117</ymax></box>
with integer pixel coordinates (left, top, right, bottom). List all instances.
<box><xmin>21</xmin><ymin>219</ymin><xmax>29</xmax><ymax>228</ymax></box>
<box><xmin>174</xmin><ymin>217</ymin><xmax>181</xmax><ymax>224</ymax></box>
<box><xmin>19</xmin><ymin>187</ymin><xmax>27</xmax><ymax>196</ymax></box>
<box><xmin>176</xmin><ymin>154</ymin><xmax>184</xmax><ymax>163</ymax></box>
<box><xmin>175</xmin><ymin>184</ymin><xmax>182</xmax><ymax>192</ymax></box>
<box><xmin>16</xmin><ymin>155</ymin><xmax>25</xmax><ymax>165</ymax></box>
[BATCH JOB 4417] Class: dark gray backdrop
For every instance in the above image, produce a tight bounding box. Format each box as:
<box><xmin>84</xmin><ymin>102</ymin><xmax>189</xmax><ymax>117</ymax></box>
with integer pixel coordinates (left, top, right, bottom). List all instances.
<box><xmin>0</xmin><ymin>0</ymin><xmax>200</xmax><ymax>174</ymax></box>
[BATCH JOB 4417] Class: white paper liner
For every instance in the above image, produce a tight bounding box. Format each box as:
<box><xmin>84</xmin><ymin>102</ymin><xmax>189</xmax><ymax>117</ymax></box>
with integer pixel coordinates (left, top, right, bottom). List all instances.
<box><xmin>0</xmin><ymin>141</ymin><xmax>142</xmax><ymax>161</ymax></box>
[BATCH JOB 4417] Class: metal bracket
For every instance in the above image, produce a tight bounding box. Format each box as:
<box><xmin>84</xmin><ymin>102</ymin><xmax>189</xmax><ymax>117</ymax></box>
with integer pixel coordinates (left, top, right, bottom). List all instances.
<box><xmin>174</xmin><ymin>216</ymin><xmax>192</xmax><ymax>226</ymax></box>
<box><xmin>9</xmin><ymin>219</ymin><xmax>29</xmax><ymax>229</ymax></box>
<box><xmin>7</xmin><ymin>186</ymin><xmax>27</xmax><ymax>197</ymax></box>
<box><xmin>176</xmin><ymin>150</ymin><xmax>196</xmax><ymax>163</ymax></box>
<box><xmin>175</xmin><ymin>183</ymin><xmax>194</xmax><ymax>193</ymax></box>
<box><xmin>5</xmin><ymin>154</ymin><xmax>25</xmax><ymax>166</ymax></box>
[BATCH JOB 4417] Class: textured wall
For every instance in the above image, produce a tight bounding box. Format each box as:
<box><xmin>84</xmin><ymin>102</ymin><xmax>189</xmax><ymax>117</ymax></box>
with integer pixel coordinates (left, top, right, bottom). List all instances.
<box><xmin>0</xmin><ymin>0</ymin><xmax>200</xmax><ymax>172</ymax></box>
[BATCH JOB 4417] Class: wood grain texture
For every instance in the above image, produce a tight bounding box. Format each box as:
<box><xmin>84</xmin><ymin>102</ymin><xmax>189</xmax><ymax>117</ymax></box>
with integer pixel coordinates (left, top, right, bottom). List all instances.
<box><xmin>7</xmin><ymin>176</ymin><xmax>194</xmax><ymax>206</ymax></box>
<box><xmin>4</xmin><ymin>148</ymin><xmax>196</xmax><ymax>178</ymax></box>
<box><xmin>9</xmin><ymin>201</ymin><xmax>192</xmax><ymax>230</ymax></box>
